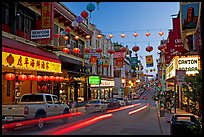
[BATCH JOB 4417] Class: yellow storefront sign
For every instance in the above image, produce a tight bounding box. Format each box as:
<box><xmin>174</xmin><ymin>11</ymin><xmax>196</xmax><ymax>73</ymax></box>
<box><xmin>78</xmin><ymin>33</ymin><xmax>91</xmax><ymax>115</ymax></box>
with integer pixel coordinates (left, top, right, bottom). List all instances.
<box><xmin>2</xmin><ymin>51</ymin><xmax>61</xmax><ymax>73</ymax></box>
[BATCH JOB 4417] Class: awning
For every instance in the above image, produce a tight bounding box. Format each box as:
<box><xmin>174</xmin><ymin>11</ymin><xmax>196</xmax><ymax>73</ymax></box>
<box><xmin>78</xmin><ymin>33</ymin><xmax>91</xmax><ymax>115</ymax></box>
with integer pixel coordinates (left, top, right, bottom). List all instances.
<box><xmin>2</xmin><ymin>37</ymin><xmax>60</xmax><ymax>63</ymax></box>
<box><xmin>59</xmin><ymin>55</ymin><xmax>89</xmax><ymax>67</ymax></box>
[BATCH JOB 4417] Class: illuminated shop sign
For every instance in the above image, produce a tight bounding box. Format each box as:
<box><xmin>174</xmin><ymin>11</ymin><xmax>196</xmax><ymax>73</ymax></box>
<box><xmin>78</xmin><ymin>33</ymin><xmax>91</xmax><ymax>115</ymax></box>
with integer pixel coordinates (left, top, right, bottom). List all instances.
<box><xmin>178</xmin><ymin>57</ymin><xmax>199</xmax><ymax>75</ymax></box>
<box><xmin>2</xmin><ymin>52</ymin><xmax>61</xmax><ymax>73</ymax></box>
<box><xmin>90</xmin><ymin>80</ymin><xmax>115</xmax><ymax>87</ymax></box>
<box><xmin>165</xmin><ymin>59</ymin><xmax>176</xmax><ymax>80</ymax></box>
<box><xmin>89</xmin><ymin>76</ymin><xmax>101</xmax><ymax>85</ymax></box>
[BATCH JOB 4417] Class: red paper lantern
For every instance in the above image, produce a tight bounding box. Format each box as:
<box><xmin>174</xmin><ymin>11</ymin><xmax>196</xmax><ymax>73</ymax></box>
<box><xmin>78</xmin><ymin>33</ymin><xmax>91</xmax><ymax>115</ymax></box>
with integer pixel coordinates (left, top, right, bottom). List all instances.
<box><xmin>81</xmin><ymin>10</ymin><xmax>89</xmax><ymax>19</ymax></box>
<box><xmin>146</xmin><ymin>45</ymin><xmax>153</xmax><ymax>52</ymax></box>
<box><xmin>159</xmin><ymin>31</ymin><xmax>164</xmax><ymax>36</ymax></box>
<box><xmin>5</xmin><ymin>73</ymin><xmax>15</xmax><ymax>81</ymax></box>
<box><xmin>146</xmin><ymin>32</ymin><xmax>150</xmax><ymax>37</ymax></box>
<box><xmin>109</xmin><ymin>34</ymin><xmax>113</xmax><ymax>38</ymax></box>
<box><xmin>42</xmin><ymin>76</ymin><xmax>49</xmax><ymax>81</ymax></box>
<box><xmin>37</xmin><ymin>85</ymin><xmax>41</xmax><ymax>90</ymax></box>
<box><xmin>18</xmin><ymin>74</ymin><xmax>27</xmax><ymax>81</ymax></box>
<box><xmin>54</xmin><ymin>34</ymin><xmax>60</xmax><ymax>38</ymax></box>
<box><xmin>84</xmin><ymin>47</ymin><xmax>91</xmax><ymax>53</ymax></box>
<box><xmin>120</xmin><ymin>47</ymin><xmax>127</xmax><ymax>52</ymax></box>
<box><xmin>158</xmin><ymin>44</ymin><xmax>165</xmax><ymax>51</ymax></box>
<box><xmin>108</xmin><ymin>49</ymin><xmax>115</xmax><ymax>54</ymax></box>
<box><xmin>49</xmin><ymin>76</ymin><xmax>56</xmax><ymax>81</ymax></box>
<box><xmin>97</xmin><ymin>34</ymin><xmax>102</xmax><ymax>39</ymax></box>
<box><xmin>96</xmin><ymin>48</ymin><xmax>102</xmax><ymax>53</ymax></box>
<box><xmin>74</xmin><ymin>36</ymin><xmax>79</xmax><ymax>40</ymax></box>
<box><xmin>28</xmin><ymin>75</ymin><xmax>36</xmax><ymax>81</ymax></box>
<box><xmin>133</xmin><ymin>32</ymin><xmax>138</xmax><ymax>37</ymax></box>
<box><xmin>73</xmin><ymin>48</ymin><xmax>80</xmax><ymax>54</ymax></box>
<box><xmin>55</xmin><ymin>76</ymin><xmax>60</xmax><ymax>82</ymax></box>
<box><xmin>85</xmin><ymin>35</ymin><xmax>90</xmax><ymax>39</ymax></box>
<box><xmin>132</xmin><ymin>46</ymin><xmax>140</xmax><ymax>52</ymax></box>
<box><xmin>120</xmin><ymin>33</ymin><xmax>126</xmax><ymax>38</ymax></box>
<box><xmin>36</xmin><ymin>75</ymin><xmax>42</xmax><ymax>81</ymax></box>
<box><xmin>59</xmin><ymin>77</ymin><xmax>64</xmax><ymax>82</ymax></box>
<box><xmin>65</xmin><ymin>27</ymin><xmax>71</xmax><ymax>33</ymax></box>
<box><xmin>42</xmin><ymin>85</ymin><xmax>47</xmax><ymax>91</ymax></box>
<box><xmin>62</xmin><ymin>47</ymin><xmax>69</xmax><ymax>53</ymax></box>
<box><xmin>64</xmin><ymin>36</ymin><xmax>69</xmax><ymax>40</ymax></box>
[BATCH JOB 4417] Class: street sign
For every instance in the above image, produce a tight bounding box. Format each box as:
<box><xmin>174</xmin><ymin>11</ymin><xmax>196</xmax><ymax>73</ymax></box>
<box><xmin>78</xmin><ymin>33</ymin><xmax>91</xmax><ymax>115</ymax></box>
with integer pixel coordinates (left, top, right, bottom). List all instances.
<box><xmin>176</xmin><ymin>70</ymin><xmax>186</xmax><ymax>82</ymax></box>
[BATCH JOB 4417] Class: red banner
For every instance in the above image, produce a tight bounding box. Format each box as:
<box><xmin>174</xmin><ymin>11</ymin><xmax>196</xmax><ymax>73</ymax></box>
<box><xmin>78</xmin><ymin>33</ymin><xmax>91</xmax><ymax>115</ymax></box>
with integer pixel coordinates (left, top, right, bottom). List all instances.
<box><xmin>41</xmin><ymin>2</ymin><xmax>54</xmax><ymax>40</ymax></box>
<box><xmin>90</xmin><ymin>56</ymin><xmax>97</xmax><ymax>65</ymax></box>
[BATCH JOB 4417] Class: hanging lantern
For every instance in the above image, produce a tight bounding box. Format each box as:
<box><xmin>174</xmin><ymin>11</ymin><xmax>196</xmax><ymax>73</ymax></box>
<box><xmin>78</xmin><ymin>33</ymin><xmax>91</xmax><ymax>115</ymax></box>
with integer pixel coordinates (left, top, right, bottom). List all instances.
<box><xmin>159</xmin><ymin>31</ymin><xmax>164</xmax><ymax>36</ymax></box>
<box><xmin>146</xmin><ymin>32</ymin><xmax>151</xmax><ymax>37</ymax></box>
<box><xmin>81</xmin><ymin>10</ymin><xmax>89</xmax><ymax>19</ymax></box>
<box><xmin>64</xmin><ymin>36</ymin><xmax>69</xmax><ymax>41</ymax></box>
<box><xmin>49</xmin><ymin>76</ymin><xmax>56</xmax><ymax>81</ymax></box>
<box><xmin>5</xmin><ymin>73</ymin><xmax>15</xmax><ymax>81</ymax></box>
<box><xmin>108</xmin><ymin>34</ymin><xmax>113</xmax><ymax>39</ymax></box>
<box><xmin>108</xmin><ymin>49</ymin><xmax>115</xmax><ymax>54</ymax></box>
<box><xmin>37</xmin><ymin>85</ymin><xmax>41</xmax><ymax>90</ymax></box>
<box><xmin>62</xmin><ymin>47</ymin><xmax>69</xmax><ymax>53</ymax></box>
<box><xmin>132</xmin><ymin>46</ymin><xmax>140</xmax><ymax>52</ymax></box>
<box><xmin>73</xmin><ymin>47</ymin><xmax>80</xmax><ymax>54</ymax></box>
<box><xmin>97</xmin><ymin>34</ymin><xmax>102</xmax><ymax>39</ymax></box>
<box><xmin>65</xmin><ymin>27</ymin><xmax>71</xmax><ymax>33</ymax></box>
<box><xmin>59</xmin><ymin>77</ymin><xmax>64</xmax><ymax>82</ymax></box>
<box><xmin>54</xmin><ymin>34</ymin><xmax>60</xmax><ymax>38</ymax></box>
<box><xmin>76</xmin><ymin>16</ymin><xmax>83</xmax><ymax>23</ymax></box>
<box><xmin>133</xmin><ymin>32</ymin><xmax>138</xmax><ymax>37</ymax></box>
<box><xmin>36</xmin><ymin>75</ymin><xmax>42</xmax><ymax>81</ymax></box>
<box><xmin>158</xmin><ymin>44</ymin><xmax>165</xmax><ymax>51</ymax></box>
<box><xmin>85</xmin><ymin>35</ymin><xmax>91</xmax><ymax>39</ymax></box>
<box><xmin>42</xmin><ymin>76</ymin><xmax>49</xmax><ymax>81</ymax></box>
<box><xmin>84</xmin><ymin>47</ymin><xmax>91</xmax><ymax>53</ymax></box>
<box><xmin>74</xmin><ymin>35</ymin><xmax>80</xmax><ymax>40</ymax></box>
<box><xmin>96</xmin><ymin>48</ymin><xmax>102</xmax><ymax>53</ymax></box>
<box><xmin>55</xmin><ymin>76</ymin><xmax>60</xmax><ymax>82</ymax></box>
<box><xmin>71</xmin><ymin>20</ymin><xmax>79</xmax><ymax>28</ymax></box>
<box><xmin>150</xmin><ymin>69</ymin><xmax>153</xmax><ymax>72</ymax></box>
<box><xmin>42</xmin><ymin>85</ymin><xmax>47</xmax><ymax>91</ymax></box>
<box><xmin>18</xmin><ymin>74</ymin><xmax>27</xmax><ymax>81</ymax></box>
<box><xmin>120</xmin><ymin>47</ymin><xmax>127</xmax><ymax>52</ymax></box>
<box><xmin>120</xmin><ymin>33</ymin><xmax>126</xmax><ymax>38</ymax></box>
<box><xmin>86</xmin><ymin>3</ymin><xmax>95</xmax><ymax>13</ymax></box>
<box><xmin>28</xmin><ymin>75</ymin><xmax>36</xmax><ymax>81</ymax></box>
<box><xmin>146</xmin><ymin>45</ymin><xmax>153</xmax><ymax>52</ymax></box>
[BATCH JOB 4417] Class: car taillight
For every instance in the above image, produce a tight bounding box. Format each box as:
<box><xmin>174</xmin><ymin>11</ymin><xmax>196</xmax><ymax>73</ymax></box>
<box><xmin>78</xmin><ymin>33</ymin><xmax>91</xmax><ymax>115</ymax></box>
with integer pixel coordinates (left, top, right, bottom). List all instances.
<box><xmin>24</xmin><ymin>106</ymin><xmax>29</xmax><ymax>115</ymax></box>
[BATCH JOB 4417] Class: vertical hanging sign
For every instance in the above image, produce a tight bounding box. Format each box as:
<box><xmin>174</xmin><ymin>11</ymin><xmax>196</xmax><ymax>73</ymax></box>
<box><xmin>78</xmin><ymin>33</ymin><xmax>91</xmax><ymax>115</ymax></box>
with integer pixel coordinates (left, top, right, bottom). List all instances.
<box><xmin>41</xmin><ymin>2</ymin><xmax>54</xmax><ymax>40</ymax></box>
<box><xmin>180</xmin><ymin>2</ymin><xmax>201</xmax><ymax>51</ymax></box>
<box><xmin>146</xmin><ymin>55</ymin><xmax>153</xmax><ymax>67</ymax></box>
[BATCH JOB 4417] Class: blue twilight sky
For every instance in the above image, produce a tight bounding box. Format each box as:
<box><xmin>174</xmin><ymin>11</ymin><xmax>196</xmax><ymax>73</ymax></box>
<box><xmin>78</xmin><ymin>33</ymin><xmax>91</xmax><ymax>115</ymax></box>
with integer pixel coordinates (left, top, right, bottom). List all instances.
<box><xmin>62</xmin><ymin>2</ymin><xmax>180</xmax><ymax>76</ymax></box>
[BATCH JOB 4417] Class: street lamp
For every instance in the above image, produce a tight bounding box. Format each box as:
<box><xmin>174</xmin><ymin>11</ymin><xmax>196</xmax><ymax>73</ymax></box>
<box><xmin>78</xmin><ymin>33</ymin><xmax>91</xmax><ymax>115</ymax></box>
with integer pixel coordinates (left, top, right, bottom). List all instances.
<box><xmin>121</xmin><ymin>77</ymin><xmax>126</xmax><ymax>98</ymax></box>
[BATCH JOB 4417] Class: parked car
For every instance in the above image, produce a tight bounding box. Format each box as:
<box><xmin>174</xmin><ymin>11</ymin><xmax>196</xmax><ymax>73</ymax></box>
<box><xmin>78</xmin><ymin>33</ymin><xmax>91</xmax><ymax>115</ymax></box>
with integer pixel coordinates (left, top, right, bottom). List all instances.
<box><xmin>2</xmin><ymin>93</ymin><xmax>70</xmax><ymax>129</ymax></box>
<box><xmin>85</xmin><ymin>99</ymin><xmax>108</xmax><ymax>113</ymax></box>
<box><xmin>123</xmin><ymin>98</ymin><xmax>132</xmax><ymax>105</ymax></box>
<box><xmin>170</xmin><ymin>114</ymin><xmax>201</xmax><ymax>135</ymax></box>
<box><xmin>105</xmin><ymin>98</ymin><xmax>120</xmax><ymax>110</ymax></box>
<box><xmin>115</xmin><ymin>97</ymin><xmax>126</xmax><ymax>106</ymax></box>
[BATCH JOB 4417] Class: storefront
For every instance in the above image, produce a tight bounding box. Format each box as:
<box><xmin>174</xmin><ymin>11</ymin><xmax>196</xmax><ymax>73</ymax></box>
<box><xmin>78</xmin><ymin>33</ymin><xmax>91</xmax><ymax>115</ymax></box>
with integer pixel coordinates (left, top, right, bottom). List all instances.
<box><xmin>2</xmin><ymin>37</ymin><xmax>61</xmax><ymax>104</ymax></box>
<box><xmin>89</xmin><ymin>77</ymin><xmax>115</xmax><ymax>99</ymax></box>
<box><xmin>165</xmin><ymin>54</ymin><xmax>201</xmax><ymax>109</ymax></box>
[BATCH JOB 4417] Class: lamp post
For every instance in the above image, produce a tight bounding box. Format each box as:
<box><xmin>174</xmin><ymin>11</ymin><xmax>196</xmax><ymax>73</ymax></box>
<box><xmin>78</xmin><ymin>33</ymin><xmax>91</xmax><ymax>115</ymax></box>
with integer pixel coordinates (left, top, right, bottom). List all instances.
<box><xmin>121</xmin><ymin>77</ymin><xmax>125</xmax><ymax>98</ymax></box>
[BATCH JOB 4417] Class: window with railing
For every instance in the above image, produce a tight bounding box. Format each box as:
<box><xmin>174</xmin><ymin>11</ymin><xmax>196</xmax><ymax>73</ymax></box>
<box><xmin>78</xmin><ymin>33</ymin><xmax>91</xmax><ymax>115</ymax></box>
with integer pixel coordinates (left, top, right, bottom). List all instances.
<box><xmin>2</xmin><ymin>2</ymin><xmax>11</xmax><ymax>33</ymax></box>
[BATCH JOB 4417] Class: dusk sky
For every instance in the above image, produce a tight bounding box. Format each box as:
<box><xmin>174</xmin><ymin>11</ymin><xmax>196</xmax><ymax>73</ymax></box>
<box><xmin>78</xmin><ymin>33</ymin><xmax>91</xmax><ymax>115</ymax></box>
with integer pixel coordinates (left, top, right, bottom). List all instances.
<box><xmin>63</xmin><ymin>2</ymin><xmax>180</xmax><ymax>76</ymax></box>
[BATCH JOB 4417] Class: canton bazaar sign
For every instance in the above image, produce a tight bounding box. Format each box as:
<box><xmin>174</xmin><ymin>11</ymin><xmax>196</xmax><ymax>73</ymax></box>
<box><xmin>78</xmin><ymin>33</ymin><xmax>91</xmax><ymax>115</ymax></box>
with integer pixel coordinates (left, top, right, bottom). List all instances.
<box><xmin>2</xmin><ymin>52</ymin><xmax>61</xmax><ymax>73</ymax></box>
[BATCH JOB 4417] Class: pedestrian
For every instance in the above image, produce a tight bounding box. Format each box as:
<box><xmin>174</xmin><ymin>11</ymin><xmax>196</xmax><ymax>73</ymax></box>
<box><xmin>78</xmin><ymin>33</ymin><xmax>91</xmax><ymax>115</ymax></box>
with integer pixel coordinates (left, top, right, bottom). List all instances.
<box><xmin>72</xmin><ymin>100</ymin><xmax>76</xmax><ymax>112</ymax></box>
